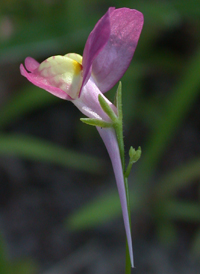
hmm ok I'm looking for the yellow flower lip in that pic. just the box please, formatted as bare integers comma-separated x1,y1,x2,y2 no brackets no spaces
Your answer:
72,59,82,75
37,54,83,99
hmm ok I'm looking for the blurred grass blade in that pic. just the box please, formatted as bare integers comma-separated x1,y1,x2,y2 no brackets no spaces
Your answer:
67,186,142,230
133,0,180,27
0,234,37,274
0,86,59,129
0,25,88,63
67,190,121,230
0,134,105,174
156,220,177,246
155,157,200,197
163,199,200,222
191,229,200,257
12,259,37,274
137,48,200,183
172,0,200,17
0,234,11,273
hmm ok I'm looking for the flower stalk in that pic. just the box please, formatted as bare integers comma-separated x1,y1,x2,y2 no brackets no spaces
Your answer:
114,83,132,272
99,82,142,272
113,83,133,272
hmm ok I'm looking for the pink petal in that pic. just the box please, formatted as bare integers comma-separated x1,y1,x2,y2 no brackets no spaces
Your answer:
25,57,40,72
73,77,117,122
97,127,134,267
81,7,115,94
20,64,72,100
92,8,144,93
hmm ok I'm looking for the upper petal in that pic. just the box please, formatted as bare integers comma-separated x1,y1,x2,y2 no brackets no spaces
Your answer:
81,7,114,94
92,8,144,93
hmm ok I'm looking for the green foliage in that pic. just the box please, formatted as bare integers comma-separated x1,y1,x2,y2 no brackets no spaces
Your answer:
0,234,37,274
0,0,200,270
0,134,105,174
137,47,200,183
0,86,59,128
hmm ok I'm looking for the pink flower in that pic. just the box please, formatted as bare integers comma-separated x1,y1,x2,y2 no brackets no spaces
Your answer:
20,7,143,267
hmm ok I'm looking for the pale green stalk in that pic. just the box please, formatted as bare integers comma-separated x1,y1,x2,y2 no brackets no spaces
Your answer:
114,83,132,273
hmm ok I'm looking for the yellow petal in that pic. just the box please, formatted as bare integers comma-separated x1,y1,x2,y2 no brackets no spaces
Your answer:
38,55,82,99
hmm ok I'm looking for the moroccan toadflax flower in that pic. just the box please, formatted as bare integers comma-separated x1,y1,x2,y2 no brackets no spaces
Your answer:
20,7,143,267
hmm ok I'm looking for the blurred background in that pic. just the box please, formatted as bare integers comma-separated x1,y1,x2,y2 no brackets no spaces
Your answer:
0,0,200,273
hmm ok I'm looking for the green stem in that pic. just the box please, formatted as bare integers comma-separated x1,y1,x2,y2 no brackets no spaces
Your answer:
114,82,125,171
114,121,125,171
125,241,131,274
114,83,132,273
125,161,133,179
98,82,132,272
124,177,132,273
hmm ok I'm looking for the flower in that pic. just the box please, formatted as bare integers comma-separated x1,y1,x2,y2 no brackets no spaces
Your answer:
20,7,143,267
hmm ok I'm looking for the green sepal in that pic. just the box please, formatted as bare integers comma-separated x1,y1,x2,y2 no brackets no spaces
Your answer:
98,94,118,123
80,118,113,128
